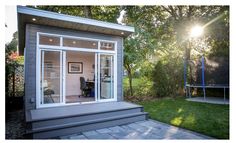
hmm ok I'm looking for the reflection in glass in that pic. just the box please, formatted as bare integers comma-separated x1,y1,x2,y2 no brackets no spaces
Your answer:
100,55,114,99
63,38,98,49
100,42,115,51
39,35,60,46
40,51,61,104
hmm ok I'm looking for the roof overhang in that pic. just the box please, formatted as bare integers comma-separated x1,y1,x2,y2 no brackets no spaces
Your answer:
17,6,134,55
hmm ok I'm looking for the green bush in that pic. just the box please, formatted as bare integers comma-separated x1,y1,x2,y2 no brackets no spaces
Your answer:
152,58,184,97
123,77,155,98
139,61,154,79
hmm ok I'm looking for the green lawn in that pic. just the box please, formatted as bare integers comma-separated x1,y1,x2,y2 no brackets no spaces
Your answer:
139,97,229,139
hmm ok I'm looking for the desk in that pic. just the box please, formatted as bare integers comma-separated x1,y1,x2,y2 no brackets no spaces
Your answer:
86,81,94,88
86,81,95,97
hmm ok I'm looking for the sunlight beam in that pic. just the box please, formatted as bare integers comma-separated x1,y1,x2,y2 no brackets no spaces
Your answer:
202,13,225,28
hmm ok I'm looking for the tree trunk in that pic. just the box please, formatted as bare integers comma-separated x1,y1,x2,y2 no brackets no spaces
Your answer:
127,69,133,96
83,6,92,18
5,65,9,97
185,41,191,83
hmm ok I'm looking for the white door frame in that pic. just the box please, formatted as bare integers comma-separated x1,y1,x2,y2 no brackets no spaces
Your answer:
97,53,117,102
37,49,65,108
36,32,117,108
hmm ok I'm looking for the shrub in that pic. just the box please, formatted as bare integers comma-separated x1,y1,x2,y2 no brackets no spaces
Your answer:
139,61,154,79
123,77,155,99
152,58,184,97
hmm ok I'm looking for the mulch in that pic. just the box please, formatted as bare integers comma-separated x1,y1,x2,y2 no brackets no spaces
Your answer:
6,109,26,139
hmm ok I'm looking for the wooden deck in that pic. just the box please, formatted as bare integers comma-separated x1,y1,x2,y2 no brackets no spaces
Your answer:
25,101,148,139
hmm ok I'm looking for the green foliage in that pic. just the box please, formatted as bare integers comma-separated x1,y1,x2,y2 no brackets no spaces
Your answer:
28,6,229,98
139,61,154,79
123,6,164,96
6,32,24,98
32,6,121,23
5,32,24,65
152,57,184,97
122,6,228,98
6,32,18,60
123,36,144,71
123,77,154,98
152,61,169,97
139,97,229,139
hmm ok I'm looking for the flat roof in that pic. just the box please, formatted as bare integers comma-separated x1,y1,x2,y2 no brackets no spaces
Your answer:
17,6,134,55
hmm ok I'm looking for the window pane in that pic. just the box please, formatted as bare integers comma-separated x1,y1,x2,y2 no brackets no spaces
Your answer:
100,42,115,51
63,38,98,49
40,51,61,104
100,55,114,99
39,35,60,46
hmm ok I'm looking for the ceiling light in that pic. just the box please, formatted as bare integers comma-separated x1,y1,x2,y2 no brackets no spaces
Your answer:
92,43,96,46
121,32,124,35
72,41,76,44
49,39,53,42
32,18,36,21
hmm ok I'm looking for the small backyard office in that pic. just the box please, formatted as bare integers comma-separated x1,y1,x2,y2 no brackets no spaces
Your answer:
5,5,230,140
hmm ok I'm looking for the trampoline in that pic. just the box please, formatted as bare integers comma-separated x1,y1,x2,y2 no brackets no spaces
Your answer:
184,56,229,104
186,84,229,104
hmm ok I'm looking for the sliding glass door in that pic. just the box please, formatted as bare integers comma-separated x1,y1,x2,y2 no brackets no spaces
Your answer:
37,33,118,108
98,54,115,101
40,50,63,106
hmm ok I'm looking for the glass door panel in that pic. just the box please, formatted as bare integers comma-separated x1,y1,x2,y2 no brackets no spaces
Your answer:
99,54,114,100
40,50,62,105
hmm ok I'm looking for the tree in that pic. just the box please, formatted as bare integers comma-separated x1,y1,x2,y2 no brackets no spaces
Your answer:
30,6,229,97
6,32,24,98
160,6,229,85
122,6,165,96
123,36,143,96
6,32,18,63
122,6,229,97
31,6,121,23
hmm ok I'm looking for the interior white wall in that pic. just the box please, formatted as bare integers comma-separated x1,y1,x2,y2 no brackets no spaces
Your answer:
66,51,95,96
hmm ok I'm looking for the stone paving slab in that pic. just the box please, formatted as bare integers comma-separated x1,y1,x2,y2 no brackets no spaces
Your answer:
60,119,213,140
69,135,87,139
82,130,115,139
96,128,112,134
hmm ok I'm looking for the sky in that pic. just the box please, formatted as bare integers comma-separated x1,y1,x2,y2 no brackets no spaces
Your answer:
5,5,17,43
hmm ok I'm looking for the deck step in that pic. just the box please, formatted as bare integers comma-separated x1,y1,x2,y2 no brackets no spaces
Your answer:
30,112,148,139
32,107,143,129
25,102,149,139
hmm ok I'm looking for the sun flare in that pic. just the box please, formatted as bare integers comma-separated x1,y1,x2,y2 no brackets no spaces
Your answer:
190,25,204,38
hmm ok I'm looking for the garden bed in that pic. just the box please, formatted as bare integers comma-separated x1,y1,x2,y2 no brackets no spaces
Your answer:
6,110,26,139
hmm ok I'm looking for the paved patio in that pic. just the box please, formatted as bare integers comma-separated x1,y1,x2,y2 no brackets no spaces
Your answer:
60,119,213,140
186,97,229,105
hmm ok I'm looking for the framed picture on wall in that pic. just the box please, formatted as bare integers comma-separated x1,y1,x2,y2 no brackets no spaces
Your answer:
68,62,83,74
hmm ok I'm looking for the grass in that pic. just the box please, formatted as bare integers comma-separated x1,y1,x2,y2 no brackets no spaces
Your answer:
139,97,229,139
123,77,229,138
